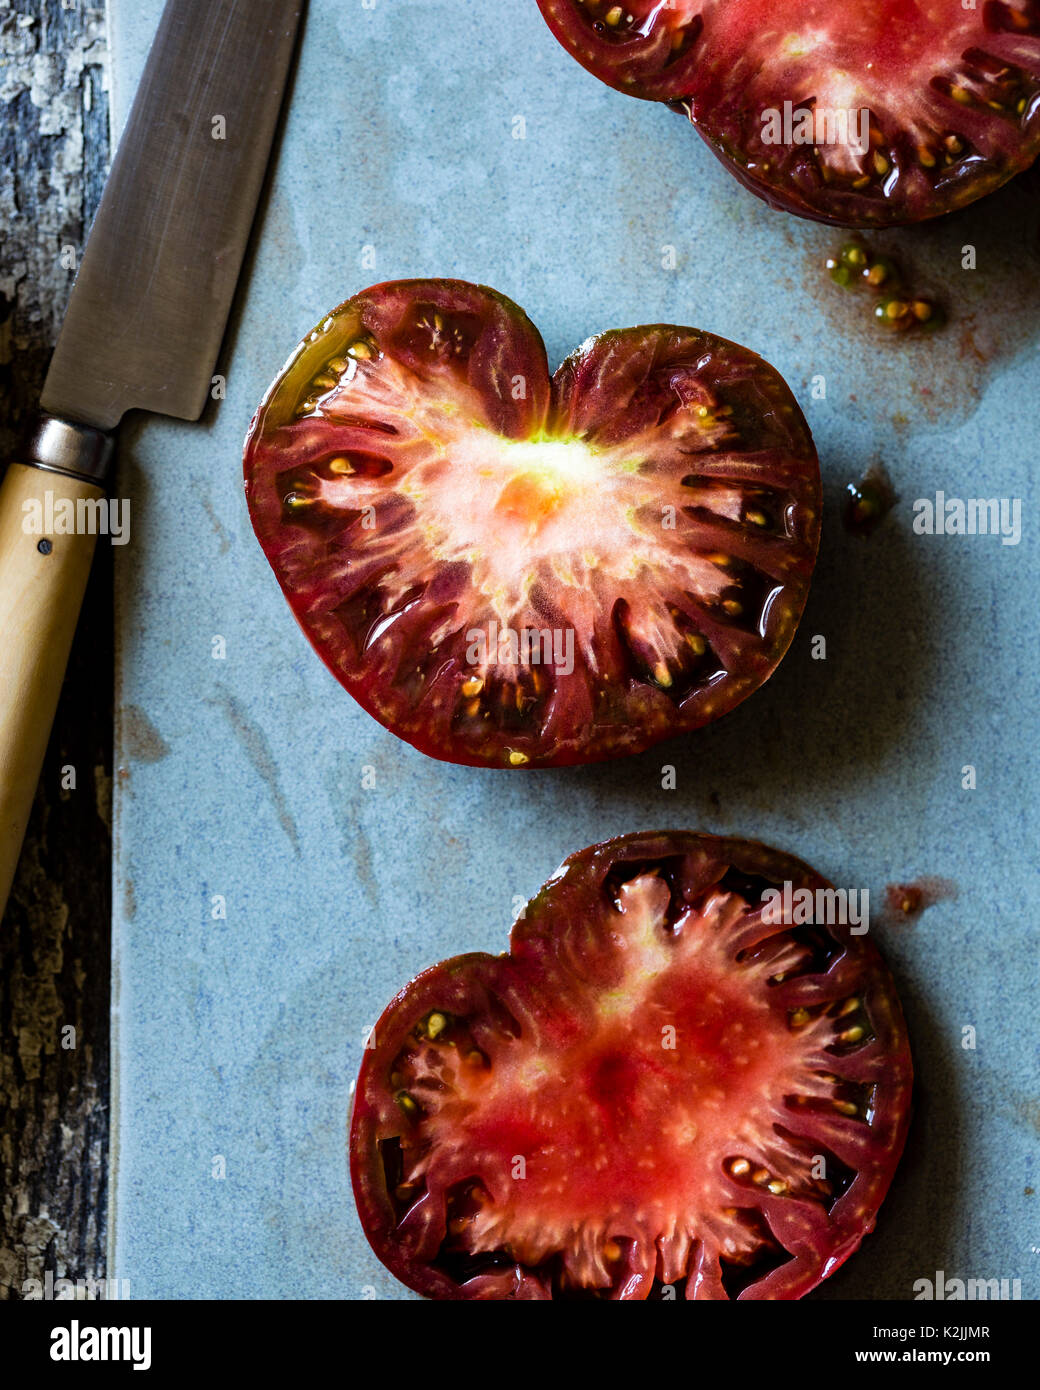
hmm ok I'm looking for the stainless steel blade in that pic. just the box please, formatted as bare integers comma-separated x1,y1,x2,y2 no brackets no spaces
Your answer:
41,0,304,431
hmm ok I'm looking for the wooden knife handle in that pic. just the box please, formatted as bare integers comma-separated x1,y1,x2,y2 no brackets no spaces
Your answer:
0,460,105,913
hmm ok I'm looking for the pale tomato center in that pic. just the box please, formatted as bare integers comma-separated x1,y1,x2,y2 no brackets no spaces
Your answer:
313,352,739,643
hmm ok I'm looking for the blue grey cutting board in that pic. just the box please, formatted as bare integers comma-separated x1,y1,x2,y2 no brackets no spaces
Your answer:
108,0,1039,1299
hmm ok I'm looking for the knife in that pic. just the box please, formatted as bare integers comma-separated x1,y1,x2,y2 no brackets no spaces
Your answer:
0,0,305,912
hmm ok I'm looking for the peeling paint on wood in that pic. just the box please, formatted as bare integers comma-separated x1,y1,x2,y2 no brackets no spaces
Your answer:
0,0,111,1300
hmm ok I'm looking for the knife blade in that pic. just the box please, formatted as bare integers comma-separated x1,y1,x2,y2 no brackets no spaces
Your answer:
43,0,304,429
0,0,305,913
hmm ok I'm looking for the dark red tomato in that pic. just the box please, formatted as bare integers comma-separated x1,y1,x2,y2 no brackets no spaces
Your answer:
537,0,1040,226
350,832,913,1300
243,281,819,768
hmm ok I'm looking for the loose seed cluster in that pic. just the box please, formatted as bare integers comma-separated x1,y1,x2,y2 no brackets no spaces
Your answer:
885,882,926,916
843,464,897,538
827,242,946,335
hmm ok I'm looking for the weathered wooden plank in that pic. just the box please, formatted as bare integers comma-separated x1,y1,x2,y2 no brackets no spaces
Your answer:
0,0,111,1299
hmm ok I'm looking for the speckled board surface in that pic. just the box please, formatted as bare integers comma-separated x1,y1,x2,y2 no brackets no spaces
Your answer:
108,0,1040,1299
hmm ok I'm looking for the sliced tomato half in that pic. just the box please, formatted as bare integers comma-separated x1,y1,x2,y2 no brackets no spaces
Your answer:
244,281,819,768
537,0,1040,226
350,832,913,1300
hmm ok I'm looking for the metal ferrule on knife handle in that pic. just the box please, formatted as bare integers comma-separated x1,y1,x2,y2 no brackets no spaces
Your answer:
24,415,115,486
0,419,114,908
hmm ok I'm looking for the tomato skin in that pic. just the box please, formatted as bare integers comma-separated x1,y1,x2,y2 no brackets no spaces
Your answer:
350,832,913,1301
538,0,708,103
244,282,820,769
688,121,1023,229
537,0,1040,227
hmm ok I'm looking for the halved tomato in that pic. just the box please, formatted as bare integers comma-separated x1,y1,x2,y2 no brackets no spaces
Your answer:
537,0,1040,226
350,832,913,1300
243,281,819,768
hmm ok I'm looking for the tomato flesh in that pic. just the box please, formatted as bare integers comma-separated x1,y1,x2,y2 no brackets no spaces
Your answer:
538,0,1040,225
244,281,819,768
350,833,913,1300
